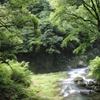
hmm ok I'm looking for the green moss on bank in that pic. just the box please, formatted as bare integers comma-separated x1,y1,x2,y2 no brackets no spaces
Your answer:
31,72,67,100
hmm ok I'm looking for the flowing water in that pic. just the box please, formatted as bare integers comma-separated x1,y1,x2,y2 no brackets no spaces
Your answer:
60,67,100,100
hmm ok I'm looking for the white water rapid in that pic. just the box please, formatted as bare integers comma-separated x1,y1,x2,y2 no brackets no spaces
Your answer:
60,67,95,100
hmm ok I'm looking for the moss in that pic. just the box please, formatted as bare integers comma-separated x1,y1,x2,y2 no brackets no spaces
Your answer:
31,72,67,100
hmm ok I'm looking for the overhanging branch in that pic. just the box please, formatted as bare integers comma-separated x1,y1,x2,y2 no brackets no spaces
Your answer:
0,20,13,32
82,0,97,20
66,11,97,27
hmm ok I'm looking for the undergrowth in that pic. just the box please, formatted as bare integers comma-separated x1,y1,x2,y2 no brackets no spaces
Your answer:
0,60,47,100
0,60,66,100
31,72,67,100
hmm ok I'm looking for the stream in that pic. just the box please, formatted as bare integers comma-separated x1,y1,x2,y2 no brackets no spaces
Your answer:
59,67,100,100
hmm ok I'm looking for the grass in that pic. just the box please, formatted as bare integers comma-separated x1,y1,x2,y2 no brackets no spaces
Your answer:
30,72,67,100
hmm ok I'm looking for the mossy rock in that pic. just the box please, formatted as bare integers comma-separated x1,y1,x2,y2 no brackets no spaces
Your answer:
97,81,100,86
94,86,100,92
88,81,94,86
73,76,83,82
77,81,86,87
77,61,85,68
86,85,94,89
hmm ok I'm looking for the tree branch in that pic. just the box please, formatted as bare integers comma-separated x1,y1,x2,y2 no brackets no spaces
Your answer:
82,0,97,20
96,0,100,12
91,0,100,20
66,11,97,27
75,21,96,33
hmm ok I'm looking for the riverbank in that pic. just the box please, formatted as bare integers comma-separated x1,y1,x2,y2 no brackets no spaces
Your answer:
31,72,67,100
60,67,100,100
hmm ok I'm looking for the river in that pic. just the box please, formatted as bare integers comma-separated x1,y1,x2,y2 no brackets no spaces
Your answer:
59,67,100,100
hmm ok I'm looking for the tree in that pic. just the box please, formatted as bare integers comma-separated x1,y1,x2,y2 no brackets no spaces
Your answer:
0,0,40,60
81,0,100,32
50,0,100,54
0,1,45,99
88,56,100,80
29,0,65,54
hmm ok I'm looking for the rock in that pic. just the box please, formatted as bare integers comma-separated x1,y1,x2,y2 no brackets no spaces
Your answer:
85,81,94,89
77,81,86,86
67,66,72,70
97,81,100,86
86,85,94,89
94,86,100,92
88,81,94,86
80,90,94,95
85,68,90,74
93,81,98,86
77,61,85,68
73,76,83,82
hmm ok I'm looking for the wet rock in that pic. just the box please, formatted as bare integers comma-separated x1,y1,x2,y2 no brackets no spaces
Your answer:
97,81,100,86
94,81,98,86
77,81,86,86
67,66,72,70
94,86,100,92
80,90,94,95
86,85,94,89
73,76,83,82
85,68,90,74
86,81,94,89
88,81,94,86
77,61,85,68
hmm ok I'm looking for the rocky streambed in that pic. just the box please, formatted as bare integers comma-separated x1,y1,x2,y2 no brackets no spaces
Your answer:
58,67,100,100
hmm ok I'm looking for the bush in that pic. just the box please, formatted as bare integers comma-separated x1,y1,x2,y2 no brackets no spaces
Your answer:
88,56,100,80
0,60,44,100
8,60,32,86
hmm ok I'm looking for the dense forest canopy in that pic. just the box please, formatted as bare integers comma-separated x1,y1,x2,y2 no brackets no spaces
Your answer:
0,0,100,100
50,0,100,53
0,0,100,56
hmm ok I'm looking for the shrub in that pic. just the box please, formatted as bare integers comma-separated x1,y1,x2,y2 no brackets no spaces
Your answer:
0,60,43,100
88,56,100,80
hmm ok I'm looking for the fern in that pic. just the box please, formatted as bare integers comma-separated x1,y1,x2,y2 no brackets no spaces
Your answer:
73,43,92,54
88,56,100,80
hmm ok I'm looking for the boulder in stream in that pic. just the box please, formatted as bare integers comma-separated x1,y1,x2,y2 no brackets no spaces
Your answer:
94,86,100,92
77,81,86,86
80,90,95,95
86,85,94,90
97,81,100,86
73,76,83,82
94,81,98,86
77,61,85,68
88,81,94,86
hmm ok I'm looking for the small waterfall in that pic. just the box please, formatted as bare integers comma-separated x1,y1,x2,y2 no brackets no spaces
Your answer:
60,67,96,100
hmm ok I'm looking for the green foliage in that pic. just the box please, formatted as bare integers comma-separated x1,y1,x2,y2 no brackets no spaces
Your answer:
0,1,41,54
40,27,63,54
12,8,39,29
50,0,100,54
12,7,41,53
0,5,22,59
0,60,32,86
29,0,65,54
88,56,100,80
11,0,38,8
0,60,46,100
8,60,32,86
32,72,66,100
73,43,91,54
